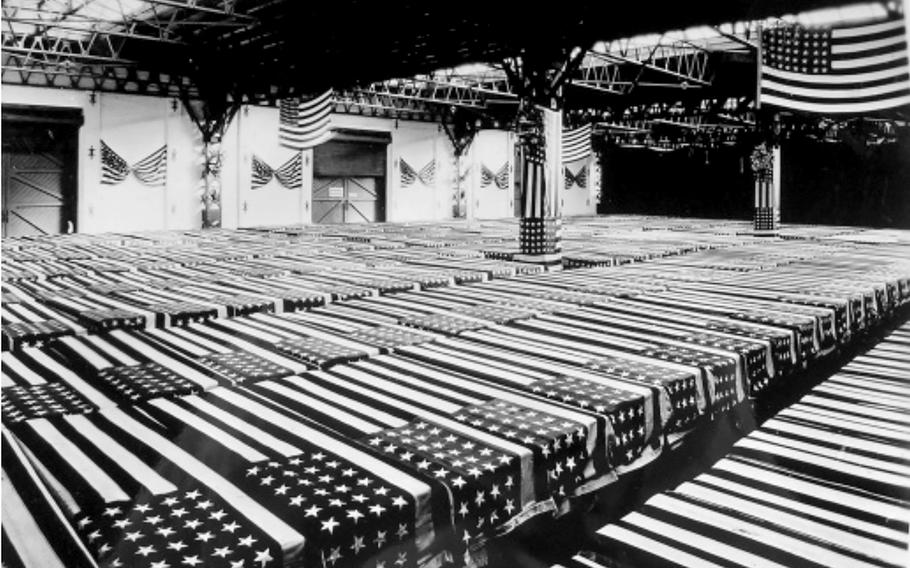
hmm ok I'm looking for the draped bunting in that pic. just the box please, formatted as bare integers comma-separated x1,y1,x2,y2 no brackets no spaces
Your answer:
100,141,167,186
400,158,437,187
251,154,303,190
481,163,510,190
564,165,588,189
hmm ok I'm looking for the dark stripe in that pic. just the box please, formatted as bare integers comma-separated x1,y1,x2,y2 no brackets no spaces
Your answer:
764,68,910,90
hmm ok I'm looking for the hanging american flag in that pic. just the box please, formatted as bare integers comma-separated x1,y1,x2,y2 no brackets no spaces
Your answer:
564,165,588,189
273,153,303,189
760,13,910,114
100,141,131,185
132,146,168,186
521,136,547,218
251,155,274,190
561,124,592,163
279,90,334,150
417,160,436,186
101,141,167,186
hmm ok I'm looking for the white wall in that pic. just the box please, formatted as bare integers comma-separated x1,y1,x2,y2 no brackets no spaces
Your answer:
469,130,514,220
560,155,598,216
2,86,521,231
2,86,203,233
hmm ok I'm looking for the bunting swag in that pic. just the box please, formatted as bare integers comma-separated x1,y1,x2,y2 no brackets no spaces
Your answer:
400,159,437,187
100,141,167,186
480,164,510,190
561,125,592,163
279,90,334,150
564,165,588,190
251,154,303,190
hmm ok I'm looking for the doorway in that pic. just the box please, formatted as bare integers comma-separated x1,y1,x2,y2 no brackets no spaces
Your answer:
312,134,389,224
2,106,81,237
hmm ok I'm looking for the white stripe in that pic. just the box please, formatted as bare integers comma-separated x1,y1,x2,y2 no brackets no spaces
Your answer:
763,418,910,460
84,335,141,367
832,49,909,69
762,91,910,113
168,326,232,354
257,379,390,433
832,33,906,54
145,328,211,357
66,414,178,496
3,354,49,385
28,418,130,503
108,330,219,390
148,398,271,462
738,435,910,486
101,406,306,559
815,383,910,408
782,406,910,442
677,481,905,564
801,394,910,425
762,76,909,99
332,364,469,414
1,472,81,568
614,512,777,568
831,18,905,39
762,63,909,84
696,473,907,544
183,394,301,458
648,493,883,568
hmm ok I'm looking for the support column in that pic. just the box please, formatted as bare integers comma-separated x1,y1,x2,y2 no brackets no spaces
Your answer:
750,142,780,235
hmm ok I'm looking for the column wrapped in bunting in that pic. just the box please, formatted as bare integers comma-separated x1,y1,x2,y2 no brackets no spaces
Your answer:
750,142,780,235
517,106,562,260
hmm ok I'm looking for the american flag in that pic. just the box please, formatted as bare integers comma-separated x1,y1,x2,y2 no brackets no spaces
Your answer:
480,163,510,190
399,159,418,186
273,154,303,189
760,14,910,114
521,135,547,218
564,165,588,189
101,141,167,186
250,155,274,190
561,124,592,163
132,146,168,186
100,141,131,185
279,90,334,150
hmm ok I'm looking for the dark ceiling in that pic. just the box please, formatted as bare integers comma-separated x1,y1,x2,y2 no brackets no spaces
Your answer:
121,0,853,99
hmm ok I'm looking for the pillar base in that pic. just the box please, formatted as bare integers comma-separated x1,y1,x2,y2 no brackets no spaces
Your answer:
753,207,779,234
519,217,562,255
511,253,564,270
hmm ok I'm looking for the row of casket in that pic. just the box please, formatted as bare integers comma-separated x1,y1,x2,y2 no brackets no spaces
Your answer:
0,220,760,350
3,217,906,351
2,226,909,567
559,322,910,568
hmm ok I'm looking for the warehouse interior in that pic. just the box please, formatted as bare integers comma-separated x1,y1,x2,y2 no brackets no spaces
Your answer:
2,1,909,568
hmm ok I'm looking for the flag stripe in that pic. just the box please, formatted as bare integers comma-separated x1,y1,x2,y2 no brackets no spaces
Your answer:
562,124,592,163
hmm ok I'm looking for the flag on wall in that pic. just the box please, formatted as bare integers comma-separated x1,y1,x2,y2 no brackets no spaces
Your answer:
279,90,334,150
251,154,302,190
564,165,588,189
561,124,592,163
481,163,510,190
100,141,167,186
760,14,910,114
399,158,436,186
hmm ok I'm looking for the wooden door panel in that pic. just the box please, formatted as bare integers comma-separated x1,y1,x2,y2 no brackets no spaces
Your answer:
2,124,74,237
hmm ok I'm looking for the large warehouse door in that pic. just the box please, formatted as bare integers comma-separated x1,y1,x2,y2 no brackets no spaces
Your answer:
1,107,81,237
313,134,388,224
